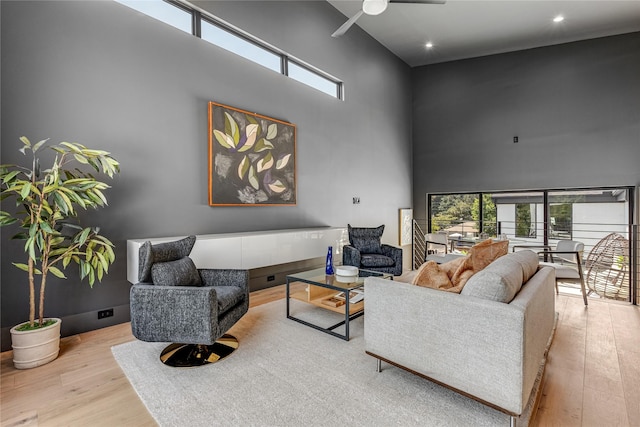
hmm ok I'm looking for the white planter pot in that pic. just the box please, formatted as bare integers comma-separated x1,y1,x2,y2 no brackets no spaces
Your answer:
10,318,61,369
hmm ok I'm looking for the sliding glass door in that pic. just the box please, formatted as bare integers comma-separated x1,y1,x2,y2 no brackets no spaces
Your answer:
427,187,636,303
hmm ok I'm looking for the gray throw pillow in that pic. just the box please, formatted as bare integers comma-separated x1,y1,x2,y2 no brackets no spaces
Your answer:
461,254,526,303
348,224,384,254
138,235,197,282
509,249,539,283
150,256,202,287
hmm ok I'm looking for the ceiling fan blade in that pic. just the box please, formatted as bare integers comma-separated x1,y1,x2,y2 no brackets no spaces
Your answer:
389,0,446,4
331,10,364,38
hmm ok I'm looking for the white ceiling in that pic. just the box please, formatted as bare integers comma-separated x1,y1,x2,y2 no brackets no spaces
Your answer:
327,0,640,67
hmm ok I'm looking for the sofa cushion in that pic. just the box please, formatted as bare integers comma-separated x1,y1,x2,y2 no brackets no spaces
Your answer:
510,250,540,283
361,254,395,268
348,224,384,254
138,235,197,282
461,251,537,303
150,256,202,287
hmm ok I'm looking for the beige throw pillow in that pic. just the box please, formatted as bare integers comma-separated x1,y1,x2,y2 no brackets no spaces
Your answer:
412,260,454,290
412,255,471,293
411,239,509,294
470,239,509,271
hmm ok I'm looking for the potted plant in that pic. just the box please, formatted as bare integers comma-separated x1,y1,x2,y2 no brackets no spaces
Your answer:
0,136,120,369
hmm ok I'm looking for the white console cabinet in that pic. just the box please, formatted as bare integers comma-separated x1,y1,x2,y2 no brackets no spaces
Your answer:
127,227,348,284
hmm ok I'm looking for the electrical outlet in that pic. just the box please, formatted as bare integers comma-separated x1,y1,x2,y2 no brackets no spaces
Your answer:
353,197,360,204
98,308,114,319
513,136,519,143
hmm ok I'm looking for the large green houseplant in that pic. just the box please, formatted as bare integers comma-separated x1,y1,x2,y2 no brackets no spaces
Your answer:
0,137,120,368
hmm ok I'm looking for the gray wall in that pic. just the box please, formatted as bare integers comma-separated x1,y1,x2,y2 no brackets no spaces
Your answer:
0,1,413,350
412,32,640,222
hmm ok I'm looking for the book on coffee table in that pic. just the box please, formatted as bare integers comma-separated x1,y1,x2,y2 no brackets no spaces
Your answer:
321,296,345,307
335,288,364,304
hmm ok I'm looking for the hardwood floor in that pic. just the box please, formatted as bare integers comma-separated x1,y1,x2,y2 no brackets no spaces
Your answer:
1,287,638,426
534,295,640,427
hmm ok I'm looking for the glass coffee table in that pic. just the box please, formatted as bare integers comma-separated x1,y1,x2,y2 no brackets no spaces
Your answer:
286,267,392,341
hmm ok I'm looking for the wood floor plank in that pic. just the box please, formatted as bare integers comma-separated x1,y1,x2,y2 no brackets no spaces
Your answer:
580,299,630,426
559,294,589,330
250,285,286,307
583,301,626,398
533,296,586,426
2,370,63,408
535,366,584,426
582,385,630,427
0,320,153,426
554,294,568,323
1,410,38,427
616,348,640,425
39,376,155,426
1,285,638,426
609,303,640,424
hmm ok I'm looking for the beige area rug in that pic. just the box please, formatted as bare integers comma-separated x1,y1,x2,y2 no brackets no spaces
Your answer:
112,300,541,426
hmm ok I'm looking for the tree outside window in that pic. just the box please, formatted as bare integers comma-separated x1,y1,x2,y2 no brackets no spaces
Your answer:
515,203,536,238
549,203,572,239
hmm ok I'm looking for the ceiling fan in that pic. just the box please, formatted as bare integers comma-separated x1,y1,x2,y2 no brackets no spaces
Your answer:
332,0,446,38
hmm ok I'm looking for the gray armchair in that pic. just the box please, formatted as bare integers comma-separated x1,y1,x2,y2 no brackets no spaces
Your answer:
342,224,403,276
130,235,249,367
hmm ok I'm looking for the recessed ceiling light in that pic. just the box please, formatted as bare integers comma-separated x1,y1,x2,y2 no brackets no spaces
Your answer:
553,15,564,23
425,42,433,49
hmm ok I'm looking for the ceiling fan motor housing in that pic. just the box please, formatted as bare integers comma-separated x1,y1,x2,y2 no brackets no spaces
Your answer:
332,0,444,38
363,0,389,15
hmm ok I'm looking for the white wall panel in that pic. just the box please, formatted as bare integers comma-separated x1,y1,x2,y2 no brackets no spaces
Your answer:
127,227,346,283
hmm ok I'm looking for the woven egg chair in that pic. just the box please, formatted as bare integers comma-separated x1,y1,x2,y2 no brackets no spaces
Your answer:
584,233,630,301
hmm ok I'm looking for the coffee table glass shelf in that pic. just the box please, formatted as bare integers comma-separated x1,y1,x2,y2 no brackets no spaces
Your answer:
286,267,392,341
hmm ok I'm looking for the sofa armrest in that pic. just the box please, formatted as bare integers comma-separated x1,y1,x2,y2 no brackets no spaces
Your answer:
537,250,582,266
342,245,361,267
381,244,402,264
198,269,249,288
509,265,557,402
130,284,218,344
199,268,250,306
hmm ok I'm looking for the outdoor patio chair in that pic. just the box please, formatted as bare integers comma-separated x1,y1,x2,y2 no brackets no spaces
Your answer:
513,240,587,306
425,232,448,255
584,233,630,301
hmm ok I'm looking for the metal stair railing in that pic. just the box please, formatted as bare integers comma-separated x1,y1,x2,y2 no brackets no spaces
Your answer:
412,219,427,270
633,224,639,305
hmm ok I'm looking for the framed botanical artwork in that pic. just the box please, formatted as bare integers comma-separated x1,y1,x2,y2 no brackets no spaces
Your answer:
208,101,296,206
399,208,413,246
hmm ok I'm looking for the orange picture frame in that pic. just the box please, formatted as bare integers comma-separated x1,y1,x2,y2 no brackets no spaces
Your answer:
208,101,297,206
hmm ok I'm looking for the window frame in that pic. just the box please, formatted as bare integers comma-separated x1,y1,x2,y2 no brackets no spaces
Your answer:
286,59,343,99
114,0,344,100
200,16,283,73
116,0,193,34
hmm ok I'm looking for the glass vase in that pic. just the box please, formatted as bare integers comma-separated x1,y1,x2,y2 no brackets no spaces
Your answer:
325,246,334,275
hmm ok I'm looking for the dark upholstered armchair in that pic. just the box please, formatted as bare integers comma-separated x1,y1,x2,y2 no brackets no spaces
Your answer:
130,235,249,367
342,224,403,276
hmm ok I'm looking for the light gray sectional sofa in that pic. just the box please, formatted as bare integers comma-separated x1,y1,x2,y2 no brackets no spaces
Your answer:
364,250,556,425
